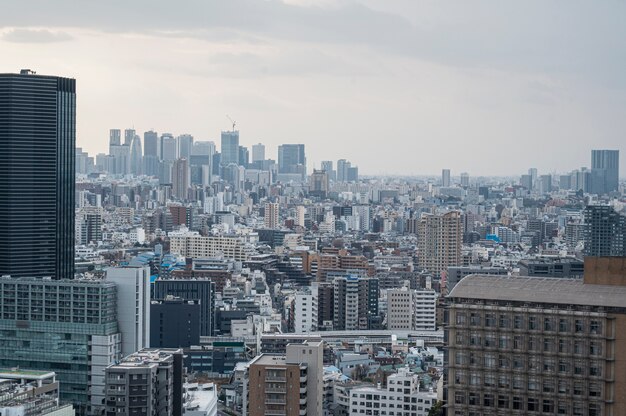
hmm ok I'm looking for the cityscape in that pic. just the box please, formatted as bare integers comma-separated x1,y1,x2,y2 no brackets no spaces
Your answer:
2,2,626,416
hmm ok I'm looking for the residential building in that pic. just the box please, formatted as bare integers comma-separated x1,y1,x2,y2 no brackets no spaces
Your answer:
417,211,462,275
171,158,190,200
169,230,252,261
333,276,378,331
387,288,437,331
583,205,626,257
244,341,323,416
264,202,280,229
348,367,437,416
442,168,451,187
105,348,184,416
0,70,75,279
0,369,74,416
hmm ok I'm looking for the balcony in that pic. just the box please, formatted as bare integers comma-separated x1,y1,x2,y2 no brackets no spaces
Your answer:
265,376,286,382
265,398,286,405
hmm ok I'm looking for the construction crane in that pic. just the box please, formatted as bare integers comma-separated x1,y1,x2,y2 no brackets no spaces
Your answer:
226,115,236,132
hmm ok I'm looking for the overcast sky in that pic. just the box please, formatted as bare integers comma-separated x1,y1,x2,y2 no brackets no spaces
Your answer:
1,0,625,176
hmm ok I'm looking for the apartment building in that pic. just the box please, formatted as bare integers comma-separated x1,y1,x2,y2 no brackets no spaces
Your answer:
417,211,462,275
244,340,323,416
387,288,437,331
169,229,252,261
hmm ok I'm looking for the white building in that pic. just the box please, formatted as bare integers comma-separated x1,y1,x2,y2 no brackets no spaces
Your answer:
106,266,151,357
169,228,252,261
387,288,437,331
348,367,437,416
294,291,318,333
263,202,279,229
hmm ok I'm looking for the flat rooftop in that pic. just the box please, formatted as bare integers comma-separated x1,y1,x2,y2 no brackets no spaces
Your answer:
0,368,55,380
448,275,626,308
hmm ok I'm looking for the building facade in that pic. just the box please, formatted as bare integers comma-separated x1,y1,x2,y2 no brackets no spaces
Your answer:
0,70,75,279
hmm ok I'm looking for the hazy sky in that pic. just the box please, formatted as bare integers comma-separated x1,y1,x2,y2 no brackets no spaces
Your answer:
1,0,625,176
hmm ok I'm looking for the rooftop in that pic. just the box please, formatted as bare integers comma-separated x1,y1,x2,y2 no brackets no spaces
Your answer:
448,275,626,308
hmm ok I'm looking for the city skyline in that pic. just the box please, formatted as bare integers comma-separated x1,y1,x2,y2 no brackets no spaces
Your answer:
2,0,625,175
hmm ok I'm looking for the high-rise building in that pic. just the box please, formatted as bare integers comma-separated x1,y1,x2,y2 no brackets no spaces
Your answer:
583,205,626,257
252,143,265,162
0,70,75,279
76,207,103,245
333,276,379,331
591,149,620,194
161,133,177,161
238,145,249,168
109,129,121,153
442,168,451,187
460,172,470,187
346,166,359,182
152,278,216,336
107,266,151,358
309,169,329,198
0,276,121,412
387,287,437,331
130,134,142,175
171,158,190,200
192,140,216,157
244,341,323,416
321,160,335,181
278,144,306,176
336,159,351,182
150,297,200,348
264,202,280,229
417,211,462,275
445,270,626,416
144,130,159,157
177,134,193,159
220,130,239,165
123,128,135,146
105,348,184,416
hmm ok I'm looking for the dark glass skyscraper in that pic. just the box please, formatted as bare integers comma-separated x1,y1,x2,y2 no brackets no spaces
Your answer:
0,70,76,279
583,205,626,257
591,149,619,194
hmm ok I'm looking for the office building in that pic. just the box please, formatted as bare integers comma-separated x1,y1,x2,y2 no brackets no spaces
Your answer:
251,143,265,162
445,269,626,416
130,134,142,175
171,158,190,200
320,160,335,181
387,288,437,331
336,159,350,182
76,207,103,245
442,168,451,187
123,128,135,146
293,290,318,333
107,266,151,358
192,140,216,157
0,276,121,413
348,368,437,416
0,70,75,280
150,297,200,348
278,144,306,176
238,145,249,168
0,369,74,416
460,172,470,187
144,130,159,158
346,166,359,182
591,149,619,194
105,348,184,416
583,205,626,257
518,257,584,278
152,279,216,337
109,129,121,152
417,211,462,275
309,169,329,199
245,341,323,416
220,130,239,165
177,134,193,159
161,134,177,162
264,202,280,229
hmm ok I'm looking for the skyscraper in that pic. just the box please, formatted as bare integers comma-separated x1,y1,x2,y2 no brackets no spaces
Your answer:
278,144,306,176
336,159,350,182
143,130,160,176
171,158,190,200
177,134,193,159
161,133,177,161
252,143,265,162
129,134,142,175
321,160,335,181
0,70,75,279
417,211,462,275
109,129,121,153
123,128,135,146
221,130,239,165
442,168,451,187
591,149,619,194
583,205,626,257
309,169,329,198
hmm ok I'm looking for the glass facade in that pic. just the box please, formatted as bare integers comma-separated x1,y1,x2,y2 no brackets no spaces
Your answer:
0,72,76,279
0,277,118,411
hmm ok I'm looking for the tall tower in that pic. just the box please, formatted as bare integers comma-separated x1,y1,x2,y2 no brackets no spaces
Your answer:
171,158,190,201
417,211,462,275
442,168,451,187
591,149,619,194
0,70,76,279
264,202,279,229
220,130,239,165
252,143,265,162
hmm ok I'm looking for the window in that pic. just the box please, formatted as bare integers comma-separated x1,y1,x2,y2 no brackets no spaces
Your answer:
528,398,538,412
499,314,509,328
455,312,466,325
512,397,523,410
497,395,509,409
575,319,584,333
454,392,465,405
559,318,568,332
589,341,601,356
543,400,555,413
485,314,496,327
514,315,523,329
468,393,478,406
544,318,553,331
590,320,601,334
528,316,537,330
470,313,481,326
483,394,494,407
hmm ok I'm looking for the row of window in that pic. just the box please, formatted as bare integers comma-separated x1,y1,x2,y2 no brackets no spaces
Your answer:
452,393,601,415
455,333,604,356
452,371,604,394
455,312,603,335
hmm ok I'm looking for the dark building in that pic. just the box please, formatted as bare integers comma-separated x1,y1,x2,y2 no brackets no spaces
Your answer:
185,340,249,374
583,205,626,257
215,309,249,335
150,298,200,348
277,144,306,175
152,279,216,336
0,70,75,279
518,257,584,278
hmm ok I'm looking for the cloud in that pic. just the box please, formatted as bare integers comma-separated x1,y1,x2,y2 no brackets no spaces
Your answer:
2,28,72,43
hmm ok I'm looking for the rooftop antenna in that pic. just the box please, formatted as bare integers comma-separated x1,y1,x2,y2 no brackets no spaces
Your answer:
226,115,236,132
